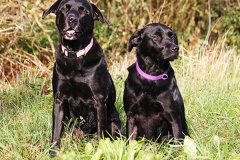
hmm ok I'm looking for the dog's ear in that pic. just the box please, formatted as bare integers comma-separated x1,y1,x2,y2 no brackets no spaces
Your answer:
42,0,62,19
90,3,110,26
128,29,143,52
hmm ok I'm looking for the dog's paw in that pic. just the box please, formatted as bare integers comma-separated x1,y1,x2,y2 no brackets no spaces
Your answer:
49,149,58,158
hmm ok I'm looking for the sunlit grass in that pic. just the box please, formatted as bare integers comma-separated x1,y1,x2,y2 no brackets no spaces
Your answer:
1,37,239,159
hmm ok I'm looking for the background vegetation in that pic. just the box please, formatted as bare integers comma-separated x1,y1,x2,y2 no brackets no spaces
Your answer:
0,0,239,159
0,0,239,81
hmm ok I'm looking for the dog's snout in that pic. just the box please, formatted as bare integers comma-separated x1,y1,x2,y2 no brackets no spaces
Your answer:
172,46,179,52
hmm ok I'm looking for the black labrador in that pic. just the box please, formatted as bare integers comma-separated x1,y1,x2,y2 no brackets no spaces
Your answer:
124,23,189,143
42,0,123,156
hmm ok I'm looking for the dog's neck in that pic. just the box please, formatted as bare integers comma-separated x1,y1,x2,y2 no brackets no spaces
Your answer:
61,37,93,57
137,54,170,75
136,61,170,80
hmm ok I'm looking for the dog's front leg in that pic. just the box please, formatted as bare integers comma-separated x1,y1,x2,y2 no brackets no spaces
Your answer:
171,115,185,141
95,101,107,139
50,98,65,157
126,116,138,140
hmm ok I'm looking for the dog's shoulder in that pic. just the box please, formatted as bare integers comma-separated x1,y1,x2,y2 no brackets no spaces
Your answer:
125,63,142,88
127,63,136,72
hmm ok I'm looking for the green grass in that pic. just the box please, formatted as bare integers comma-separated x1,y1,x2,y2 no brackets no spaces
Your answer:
1,40,240,159
0,79,52,159
1,0,239,159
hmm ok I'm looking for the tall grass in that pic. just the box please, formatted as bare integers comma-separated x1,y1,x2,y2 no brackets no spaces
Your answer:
180,39,240,159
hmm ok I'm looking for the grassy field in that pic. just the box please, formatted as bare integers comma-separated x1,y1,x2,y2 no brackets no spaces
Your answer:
0,0,240,159
1,36,240,159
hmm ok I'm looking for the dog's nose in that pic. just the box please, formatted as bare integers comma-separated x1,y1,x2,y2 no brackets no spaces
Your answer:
68,15,77,23
171,46,179,52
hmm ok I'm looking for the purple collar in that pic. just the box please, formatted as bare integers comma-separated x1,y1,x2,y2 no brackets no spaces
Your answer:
136,61,171,81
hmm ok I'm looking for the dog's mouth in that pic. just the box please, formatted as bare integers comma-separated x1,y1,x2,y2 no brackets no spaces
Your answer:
166,53,179,61
63,29,80,40
161,51,179,61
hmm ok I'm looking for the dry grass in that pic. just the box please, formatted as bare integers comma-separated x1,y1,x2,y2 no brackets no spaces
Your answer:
1,0,239,85
178,37,240,81
0,0,54,84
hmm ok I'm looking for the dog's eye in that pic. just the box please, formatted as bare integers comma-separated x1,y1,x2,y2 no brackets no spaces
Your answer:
62,7,69,12
153,35,160,41
62,4,70,12
78,7,87,15
81,10,86,15
168,32,176,40
171,35,175,40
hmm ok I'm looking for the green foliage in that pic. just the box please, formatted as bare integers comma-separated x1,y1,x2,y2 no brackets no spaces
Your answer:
93,0,240,55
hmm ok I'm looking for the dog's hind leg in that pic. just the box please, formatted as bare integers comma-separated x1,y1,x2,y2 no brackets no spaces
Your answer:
107,111,123,139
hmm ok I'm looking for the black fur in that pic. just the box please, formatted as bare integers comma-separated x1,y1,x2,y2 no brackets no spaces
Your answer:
42,0,123,157
124,23,189,142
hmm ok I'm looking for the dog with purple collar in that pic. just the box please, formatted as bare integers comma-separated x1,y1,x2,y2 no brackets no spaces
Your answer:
123,23,189,143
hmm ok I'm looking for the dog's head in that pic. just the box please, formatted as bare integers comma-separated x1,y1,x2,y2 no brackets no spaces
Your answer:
42,0,110,41
128,23,179,61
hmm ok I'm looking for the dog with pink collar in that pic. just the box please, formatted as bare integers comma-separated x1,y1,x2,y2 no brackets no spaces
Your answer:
42,0,123,157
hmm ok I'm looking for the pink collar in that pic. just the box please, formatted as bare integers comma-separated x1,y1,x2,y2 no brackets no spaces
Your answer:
61,38,93,57
136,61,170,81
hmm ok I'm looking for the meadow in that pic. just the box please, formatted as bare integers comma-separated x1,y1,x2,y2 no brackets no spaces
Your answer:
0,0,240,159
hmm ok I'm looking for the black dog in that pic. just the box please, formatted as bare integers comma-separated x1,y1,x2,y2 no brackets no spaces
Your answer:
124,23,189,143
42,0,123,156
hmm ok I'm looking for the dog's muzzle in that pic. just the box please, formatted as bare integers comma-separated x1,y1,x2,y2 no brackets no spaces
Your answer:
62,29,80,40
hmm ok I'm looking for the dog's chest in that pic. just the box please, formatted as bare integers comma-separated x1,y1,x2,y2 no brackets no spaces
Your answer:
131,95,168,131
66,80,97,131
67,79,94,105
133,93,163,115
